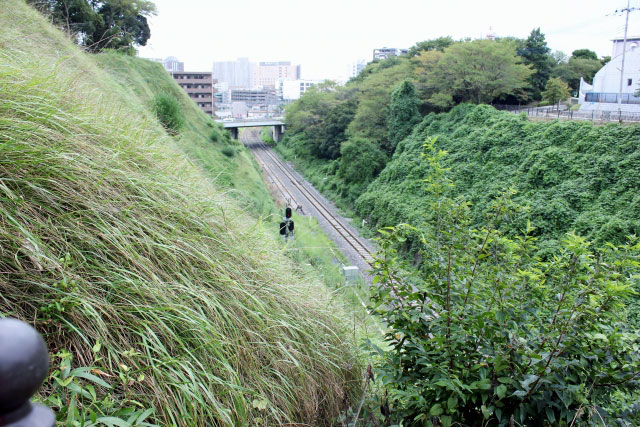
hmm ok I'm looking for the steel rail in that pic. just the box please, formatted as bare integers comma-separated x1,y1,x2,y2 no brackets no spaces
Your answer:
253,141,374,265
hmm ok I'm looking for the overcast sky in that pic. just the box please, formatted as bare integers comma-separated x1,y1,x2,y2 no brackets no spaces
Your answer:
138,0,640,81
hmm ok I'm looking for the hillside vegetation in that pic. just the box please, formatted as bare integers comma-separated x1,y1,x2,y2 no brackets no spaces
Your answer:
276,40,640,423
357,104,640,250
0,2,360,425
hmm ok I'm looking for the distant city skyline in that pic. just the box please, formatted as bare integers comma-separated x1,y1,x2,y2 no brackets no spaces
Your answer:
138,0,640,81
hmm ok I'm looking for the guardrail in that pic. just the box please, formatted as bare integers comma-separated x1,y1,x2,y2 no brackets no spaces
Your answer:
0,318,55,427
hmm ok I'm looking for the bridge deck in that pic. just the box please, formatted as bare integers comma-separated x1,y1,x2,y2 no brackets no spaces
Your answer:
218,119,284,128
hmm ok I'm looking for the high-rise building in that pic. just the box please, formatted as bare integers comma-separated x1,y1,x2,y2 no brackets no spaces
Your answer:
163,56,184,73
171,71,216,116
212,58,255,88
230,88,278,106
252,61,300,88
349,60,367,78
373,48,408,61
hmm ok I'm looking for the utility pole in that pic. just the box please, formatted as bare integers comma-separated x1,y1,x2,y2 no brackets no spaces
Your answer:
614,0,638,115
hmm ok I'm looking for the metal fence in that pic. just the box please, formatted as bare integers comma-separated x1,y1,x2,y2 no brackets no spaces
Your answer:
491,104,640,123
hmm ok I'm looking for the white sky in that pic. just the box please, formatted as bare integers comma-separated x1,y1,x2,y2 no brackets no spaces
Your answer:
138,0,640,81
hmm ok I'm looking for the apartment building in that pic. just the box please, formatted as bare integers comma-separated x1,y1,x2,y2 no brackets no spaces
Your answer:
373,47,408,61
172,71,216,116
230,88,279,106
252,61,300,88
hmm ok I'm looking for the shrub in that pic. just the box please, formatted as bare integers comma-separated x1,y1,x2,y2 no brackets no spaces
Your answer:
338,136,387,185
222,146,235,157
209,129,221,143
369,138,640,426
152,93,185,133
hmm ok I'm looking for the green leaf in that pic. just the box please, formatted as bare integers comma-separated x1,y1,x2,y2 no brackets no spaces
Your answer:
135,408,155,424
429,403,444,416
481,405,493,419
447,395,458,410
55,376,74,387
496,384,507,399
72,371,112,389
545,407,556,423
95,417,132,427
520,374,538,390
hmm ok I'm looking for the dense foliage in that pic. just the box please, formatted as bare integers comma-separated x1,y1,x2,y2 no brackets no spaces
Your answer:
387,80,422,152
517,28,553,101
542,77,571,109
28,0,156,52
355,104,640,250
419,39,533,108
369,140,640,425
152,93,185,133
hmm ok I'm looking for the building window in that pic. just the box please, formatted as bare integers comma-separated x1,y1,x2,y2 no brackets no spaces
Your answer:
628,79,633,86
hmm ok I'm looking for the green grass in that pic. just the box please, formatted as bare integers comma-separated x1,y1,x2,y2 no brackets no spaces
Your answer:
0,2,362,425
92,51,275,218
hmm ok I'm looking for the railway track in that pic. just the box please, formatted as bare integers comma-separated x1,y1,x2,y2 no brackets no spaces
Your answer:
243,135,375,266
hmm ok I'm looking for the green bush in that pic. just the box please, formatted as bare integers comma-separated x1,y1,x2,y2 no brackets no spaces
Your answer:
221,146,235,157
209,129,220,143
338,136,387,185
152,93,185,133
369,139,640,426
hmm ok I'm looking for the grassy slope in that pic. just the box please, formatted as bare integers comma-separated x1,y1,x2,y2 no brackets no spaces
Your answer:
0,2,360,425
93,52,275,217
355,104,640,248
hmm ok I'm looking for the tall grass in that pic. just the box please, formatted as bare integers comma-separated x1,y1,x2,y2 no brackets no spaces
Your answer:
0,2,361,425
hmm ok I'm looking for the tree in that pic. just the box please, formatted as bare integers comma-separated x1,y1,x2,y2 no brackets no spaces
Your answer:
338,137,387,185
517,28,553,101
347,58,413,154
407,36,454,57
29,0,156,52
551,50,569,65
284,84,356,160
387,80,421,152
542,77,571,110
552,56,603,92
423,39,533,106
571,48,598,60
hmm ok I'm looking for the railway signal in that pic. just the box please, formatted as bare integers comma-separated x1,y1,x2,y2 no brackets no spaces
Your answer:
280,206,294,239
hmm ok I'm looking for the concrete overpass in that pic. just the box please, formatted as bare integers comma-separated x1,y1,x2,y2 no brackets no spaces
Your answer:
217,118,286,142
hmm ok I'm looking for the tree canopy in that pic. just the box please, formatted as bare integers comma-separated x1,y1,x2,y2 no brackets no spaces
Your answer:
407,36,454,57
571,48,598,60
387,80,421,151
517,28,553,100
423,39,533,106
29,0,156,52
542,77,571,109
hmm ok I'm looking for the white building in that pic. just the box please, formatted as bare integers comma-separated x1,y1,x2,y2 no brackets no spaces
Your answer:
252,61,300,88
162,56,184,73
213,58,255,89
231,101,249,118
579,37,640,113
349,60,367,78
282,80,320,100
373,47,408,61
